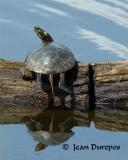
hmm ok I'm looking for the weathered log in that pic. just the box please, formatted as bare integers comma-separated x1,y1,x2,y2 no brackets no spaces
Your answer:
0,59,128,133
1,59,128,112
94,61,128,110
0,59,89,111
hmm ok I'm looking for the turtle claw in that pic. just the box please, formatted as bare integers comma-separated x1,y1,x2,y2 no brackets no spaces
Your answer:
20,67,34,80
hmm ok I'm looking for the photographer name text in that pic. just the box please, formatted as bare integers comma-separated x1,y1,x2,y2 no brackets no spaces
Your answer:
62,143,120,152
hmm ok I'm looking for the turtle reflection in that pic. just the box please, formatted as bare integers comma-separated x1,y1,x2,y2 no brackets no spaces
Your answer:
23,110,78,151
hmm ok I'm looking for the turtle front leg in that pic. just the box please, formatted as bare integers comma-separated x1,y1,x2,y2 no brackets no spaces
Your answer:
20,66,34,80
30,73,42,93
59,73,72,94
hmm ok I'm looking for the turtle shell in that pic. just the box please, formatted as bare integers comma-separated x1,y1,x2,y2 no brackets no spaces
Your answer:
29,130,74,145
25,42,76,74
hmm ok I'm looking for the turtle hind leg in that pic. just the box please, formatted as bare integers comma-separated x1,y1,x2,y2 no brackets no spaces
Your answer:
59,73,72,94
30,73,42,94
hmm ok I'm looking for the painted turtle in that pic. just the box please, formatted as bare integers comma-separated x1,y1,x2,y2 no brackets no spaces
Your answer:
25,26,76,94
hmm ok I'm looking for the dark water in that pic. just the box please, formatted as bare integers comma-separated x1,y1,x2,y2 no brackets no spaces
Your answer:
0,0,128,159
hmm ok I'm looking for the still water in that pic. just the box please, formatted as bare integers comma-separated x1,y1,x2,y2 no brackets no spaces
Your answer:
0,0,128,159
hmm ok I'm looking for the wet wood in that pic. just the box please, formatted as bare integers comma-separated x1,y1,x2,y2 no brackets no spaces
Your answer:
0,59,89,111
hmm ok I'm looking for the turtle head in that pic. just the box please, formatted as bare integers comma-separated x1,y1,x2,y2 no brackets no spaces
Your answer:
34,26,46,40
35,143,47,151
34,26,53,43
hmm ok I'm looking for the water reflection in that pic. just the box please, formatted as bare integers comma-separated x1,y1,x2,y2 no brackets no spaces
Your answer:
0,105,127,153
22,110,76,151
95,107,128,132
15,106,128,151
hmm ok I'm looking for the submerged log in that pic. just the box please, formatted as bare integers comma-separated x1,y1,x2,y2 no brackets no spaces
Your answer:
0,59,89,111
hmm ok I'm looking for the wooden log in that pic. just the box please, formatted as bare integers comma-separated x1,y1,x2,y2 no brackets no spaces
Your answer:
1,59,128,133
0,59,89,111
1,59,128,112
94,61,128,110
89,61,128,132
